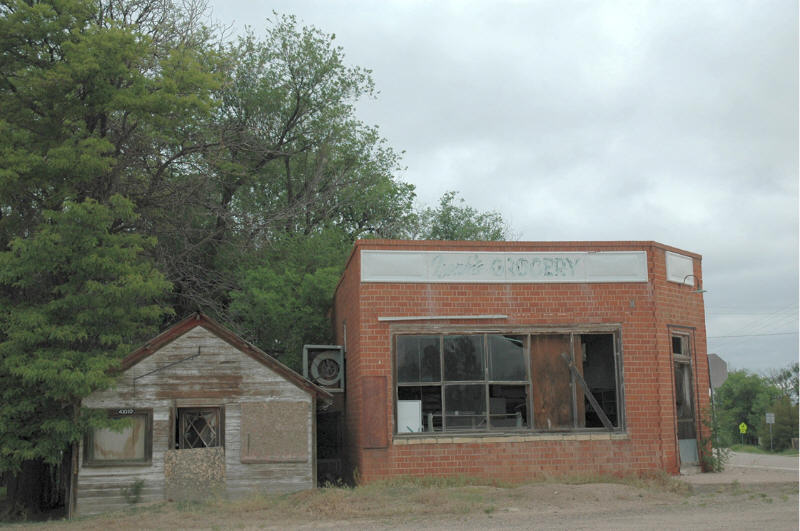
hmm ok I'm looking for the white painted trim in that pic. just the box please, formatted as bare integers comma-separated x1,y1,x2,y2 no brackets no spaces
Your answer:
392,432,630,445
378,315,508,322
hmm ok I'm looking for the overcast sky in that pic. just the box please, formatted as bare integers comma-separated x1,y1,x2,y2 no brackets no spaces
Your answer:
210,0,799,374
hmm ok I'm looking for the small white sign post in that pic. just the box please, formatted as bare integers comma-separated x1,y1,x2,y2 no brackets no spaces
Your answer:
766,412,775,451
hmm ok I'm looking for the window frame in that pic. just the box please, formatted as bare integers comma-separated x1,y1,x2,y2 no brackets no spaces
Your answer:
393,326,625,436
83,408,153,467
171,406,225,450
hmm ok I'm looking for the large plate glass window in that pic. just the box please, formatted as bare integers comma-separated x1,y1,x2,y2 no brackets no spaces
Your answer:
488,335,528,429
397,335,442,432
396,334,529,433
395,330,622,434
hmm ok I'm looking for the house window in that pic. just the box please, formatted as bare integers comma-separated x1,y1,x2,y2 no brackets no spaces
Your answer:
175,407,223,449
84,409,152,466
395,330,622,434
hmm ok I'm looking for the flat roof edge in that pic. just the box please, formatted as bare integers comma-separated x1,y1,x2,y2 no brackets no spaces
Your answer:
351,240,702,260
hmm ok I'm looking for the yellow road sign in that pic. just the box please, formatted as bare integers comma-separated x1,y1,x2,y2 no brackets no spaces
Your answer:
739,422,747,434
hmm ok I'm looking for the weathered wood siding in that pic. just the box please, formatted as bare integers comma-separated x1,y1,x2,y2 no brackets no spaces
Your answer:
76,326,314,516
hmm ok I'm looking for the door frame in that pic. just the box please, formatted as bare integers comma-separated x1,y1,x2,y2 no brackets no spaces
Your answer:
669,326,700,467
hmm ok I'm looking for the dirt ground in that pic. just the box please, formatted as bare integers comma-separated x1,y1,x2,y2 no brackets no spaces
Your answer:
20,452,800,530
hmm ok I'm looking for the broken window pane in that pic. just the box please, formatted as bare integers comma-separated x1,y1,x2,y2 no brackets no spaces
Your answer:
488,335,526,381
674,362,696,439
443,335,484,381
444,384,486,430
177,408,221,449
489,384,528,428
672,335,689,358
397,335,440,383
398,386,443,432
395,329,623,435
579,334,619,428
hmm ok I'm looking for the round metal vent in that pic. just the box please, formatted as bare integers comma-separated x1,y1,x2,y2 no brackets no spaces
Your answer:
310,350,342,387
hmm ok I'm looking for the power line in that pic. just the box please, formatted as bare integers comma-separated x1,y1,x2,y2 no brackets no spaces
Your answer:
708,331,799,339
707,305,798,338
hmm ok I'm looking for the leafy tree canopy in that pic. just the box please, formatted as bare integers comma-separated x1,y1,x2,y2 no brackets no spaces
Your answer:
766,362,799,404
0,0,219,243
229,227,351,369
0,1,513,490
0,196,172,472
713,368,782,446
414,190,510,241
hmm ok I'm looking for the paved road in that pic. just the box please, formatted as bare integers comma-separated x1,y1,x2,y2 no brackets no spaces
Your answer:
729,451,799,471
684,451,799,486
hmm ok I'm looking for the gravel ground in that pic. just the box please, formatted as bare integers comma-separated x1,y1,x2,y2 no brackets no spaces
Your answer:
26,452,799,530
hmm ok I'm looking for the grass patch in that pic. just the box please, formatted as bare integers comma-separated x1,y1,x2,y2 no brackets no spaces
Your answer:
25,473,697,528
218,478,508,522
170,473,684,524
540,471,690,496
730,444,799,456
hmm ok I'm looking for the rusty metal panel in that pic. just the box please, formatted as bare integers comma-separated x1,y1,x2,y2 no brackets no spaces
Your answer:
362,376,388,448
240,401,309,463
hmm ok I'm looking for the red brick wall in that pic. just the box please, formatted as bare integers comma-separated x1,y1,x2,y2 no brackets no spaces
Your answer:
333,240,709,481
332,248,363,477
650,247,712,472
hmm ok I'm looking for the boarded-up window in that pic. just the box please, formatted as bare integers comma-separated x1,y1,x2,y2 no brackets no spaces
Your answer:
530,334,574,430
84,409,152,466
240,401,309,463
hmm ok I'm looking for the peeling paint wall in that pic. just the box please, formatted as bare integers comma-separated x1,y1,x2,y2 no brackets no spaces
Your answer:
76,326,315,516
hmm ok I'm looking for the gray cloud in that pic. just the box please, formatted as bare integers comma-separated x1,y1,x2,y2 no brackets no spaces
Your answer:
213,0,798,373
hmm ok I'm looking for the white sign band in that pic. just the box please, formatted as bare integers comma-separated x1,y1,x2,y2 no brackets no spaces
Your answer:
361,250,649,284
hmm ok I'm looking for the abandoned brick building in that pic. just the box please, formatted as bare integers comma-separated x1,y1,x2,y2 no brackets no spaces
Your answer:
70,239,710,517
330,240,710,482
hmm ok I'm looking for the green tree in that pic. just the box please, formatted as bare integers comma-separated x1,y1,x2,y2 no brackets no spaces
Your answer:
758,396,798,451
415,191,509,241
228,228,350,370
143,13,416,317
0,0,218,245
766,362,799,404
714,370,782,446
0,196,172,510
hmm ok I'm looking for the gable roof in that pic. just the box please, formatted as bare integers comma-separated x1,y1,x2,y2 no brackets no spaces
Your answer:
121,313,333,400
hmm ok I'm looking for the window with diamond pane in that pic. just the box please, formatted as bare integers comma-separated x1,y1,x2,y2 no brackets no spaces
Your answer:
177,408,222,449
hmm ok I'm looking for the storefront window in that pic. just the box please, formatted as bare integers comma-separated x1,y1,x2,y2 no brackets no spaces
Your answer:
395,330,622,434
